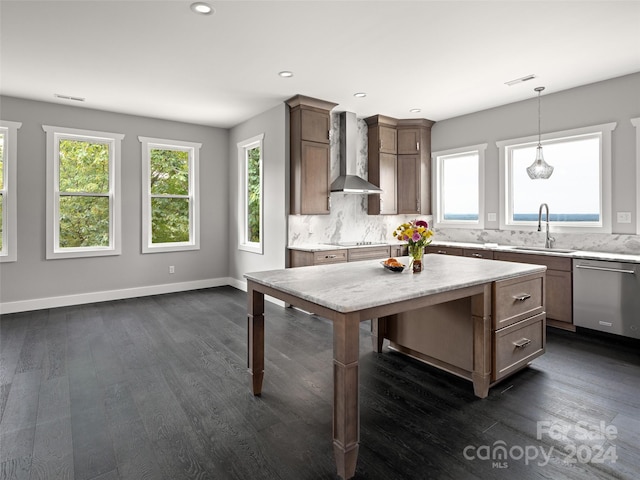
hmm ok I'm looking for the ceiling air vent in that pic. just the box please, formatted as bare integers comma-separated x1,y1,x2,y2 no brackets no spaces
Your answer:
504,74,536,86
54,93,86,102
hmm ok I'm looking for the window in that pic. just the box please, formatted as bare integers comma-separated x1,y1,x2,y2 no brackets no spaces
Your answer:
139,137,201,253
43,125,123,259
237,134,264,254
432,144,486,229
0,120,22,262
498,123,616,233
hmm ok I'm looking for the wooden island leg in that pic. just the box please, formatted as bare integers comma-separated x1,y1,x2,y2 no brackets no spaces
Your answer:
370,316,388,352
333,313,360,480
247,282,265,395
471,285,492,398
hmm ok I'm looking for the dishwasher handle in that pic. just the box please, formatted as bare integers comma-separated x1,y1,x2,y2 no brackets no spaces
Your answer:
575,264,635,275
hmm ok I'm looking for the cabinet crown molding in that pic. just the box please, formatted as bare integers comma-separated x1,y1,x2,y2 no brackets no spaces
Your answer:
286,94,338,111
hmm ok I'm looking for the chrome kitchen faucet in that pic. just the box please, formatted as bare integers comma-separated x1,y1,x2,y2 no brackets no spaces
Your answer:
538,203,555,249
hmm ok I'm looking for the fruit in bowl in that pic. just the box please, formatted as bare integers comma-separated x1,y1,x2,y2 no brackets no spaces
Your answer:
381,257,406,272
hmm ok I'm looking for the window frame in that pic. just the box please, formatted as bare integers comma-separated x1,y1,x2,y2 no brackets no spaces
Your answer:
43,125,124,259
497,122,616,234
139,136,201,254
432,143,486,229
237,133,264,254
0,120,22,263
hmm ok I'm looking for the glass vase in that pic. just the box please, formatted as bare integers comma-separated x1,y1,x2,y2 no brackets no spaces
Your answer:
408,244,425,273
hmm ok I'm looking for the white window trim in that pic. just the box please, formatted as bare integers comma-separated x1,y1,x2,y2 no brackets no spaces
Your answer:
497,122,616,234
0,120,22,262
43,125,124,259
237,133,264,254
139,136,201,254
632,117,640,234
432,143,486,229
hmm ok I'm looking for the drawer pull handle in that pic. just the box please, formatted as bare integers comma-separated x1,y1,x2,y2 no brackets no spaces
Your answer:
325,254,337,259
472,253,483,258
513,338,531,349
513,293,531,302
437,250,447,254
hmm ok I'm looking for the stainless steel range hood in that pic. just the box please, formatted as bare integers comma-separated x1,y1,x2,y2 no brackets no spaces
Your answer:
330,111,382,194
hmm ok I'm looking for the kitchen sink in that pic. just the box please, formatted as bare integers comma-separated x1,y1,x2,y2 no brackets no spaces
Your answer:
510,246,576,254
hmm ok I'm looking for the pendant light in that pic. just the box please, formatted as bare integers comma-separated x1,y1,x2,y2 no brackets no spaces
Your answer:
526,86,554,179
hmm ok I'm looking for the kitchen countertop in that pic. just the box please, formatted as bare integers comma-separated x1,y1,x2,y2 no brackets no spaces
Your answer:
246,254,546,313
288,240,640,264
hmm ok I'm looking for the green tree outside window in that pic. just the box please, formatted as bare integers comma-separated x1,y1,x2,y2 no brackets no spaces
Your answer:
58,139,110,248
247,146,261,243
150,148,190,244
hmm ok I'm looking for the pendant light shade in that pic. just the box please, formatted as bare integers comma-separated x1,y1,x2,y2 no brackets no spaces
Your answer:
526,86,554,179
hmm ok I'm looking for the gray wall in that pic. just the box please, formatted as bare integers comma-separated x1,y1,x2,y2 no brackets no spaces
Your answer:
431,72,640,236
228,103,288,285
0,96,229,309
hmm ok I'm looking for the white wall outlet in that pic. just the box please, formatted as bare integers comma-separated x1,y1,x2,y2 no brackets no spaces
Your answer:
616,212,632,223
169,265,175,274
487,212,497,222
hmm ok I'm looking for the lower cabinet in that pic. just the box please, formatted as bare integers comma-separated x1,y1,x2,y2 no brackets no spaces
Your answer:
494,251,573,330
289,246,391,267
425,245,463,256
384,271,546,392
289,249,347,267
390,245,408,257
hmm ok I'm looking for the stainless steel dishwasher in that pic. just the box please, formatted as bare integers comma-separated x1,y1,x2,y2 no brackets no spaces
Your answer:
573,259,640,339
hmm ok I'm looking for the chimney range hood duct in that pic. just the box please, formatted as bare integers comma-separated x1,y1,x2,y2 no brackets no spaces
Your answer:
330,111,382,194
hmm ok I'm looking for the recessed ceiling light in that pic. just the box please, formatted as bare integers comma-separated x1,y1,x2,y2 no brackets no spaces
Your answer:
190,2,214,15
278,71,293,78
409,108,421,113
54,93,85,102
353,92,367,98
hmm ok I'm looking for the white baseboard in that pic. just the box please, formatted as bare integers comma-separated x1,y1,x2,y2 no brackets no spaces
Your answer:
0,277,240,314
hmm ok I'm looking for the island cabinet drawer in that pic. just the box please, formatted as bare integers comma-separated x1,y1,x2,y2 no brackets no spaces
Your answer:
493,313,545,381
347,246,391,262
493,274,544,329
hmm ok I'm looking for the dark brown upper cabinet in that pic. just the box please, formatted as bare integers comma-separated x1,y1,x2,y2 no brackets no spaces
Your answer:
287,95,338,215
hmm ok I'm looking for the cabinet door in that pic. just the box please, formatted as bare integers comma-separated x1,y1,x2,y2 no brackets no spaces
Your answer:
301,109,330,144
390,245,408,257
397,155,420,214
397,128,421,155
379,126,397,154
546,270,572,323
379,153,397,214
301,141,330,214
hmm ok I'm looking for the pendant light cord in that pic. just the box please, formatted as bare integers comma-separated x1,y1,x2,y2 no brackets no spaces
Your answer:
535,86,545,148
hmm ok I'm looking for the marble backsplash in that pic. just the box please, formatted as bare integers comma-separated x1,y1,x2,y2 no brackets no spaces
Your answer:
434,228,640,255
288,113,640,255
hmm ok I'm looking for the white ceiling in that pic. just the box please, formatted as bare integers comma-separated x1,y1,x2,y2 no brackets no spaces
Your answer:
1,0,639,128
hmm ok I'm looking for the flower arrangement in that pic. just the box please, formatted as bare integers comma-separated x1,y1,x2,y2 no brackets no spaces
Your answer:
393,219,434,272
392,219,434,248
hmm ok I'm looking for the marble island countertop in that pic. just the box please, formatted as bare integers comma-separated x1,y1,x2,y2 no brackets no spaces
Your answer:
246,254,546,313
288,240,640,264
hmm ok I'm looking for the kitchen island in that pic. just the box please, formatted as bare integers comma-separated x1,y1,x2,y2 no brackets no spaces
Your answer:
245,254,546,480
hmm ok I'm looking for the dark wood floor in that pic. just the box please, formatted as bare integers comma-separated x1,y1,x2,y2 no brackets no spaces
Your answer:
1,286,638,480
